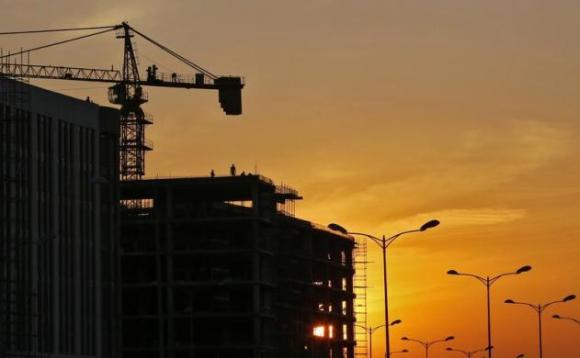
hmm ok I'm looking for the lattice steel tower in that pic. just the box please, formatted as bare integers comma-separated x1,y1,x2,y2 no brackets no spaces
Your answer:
109,23,151,180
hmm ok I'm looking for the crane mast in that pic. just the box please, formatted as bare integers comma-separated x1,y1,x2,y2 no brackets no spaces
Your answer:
113,23,150,180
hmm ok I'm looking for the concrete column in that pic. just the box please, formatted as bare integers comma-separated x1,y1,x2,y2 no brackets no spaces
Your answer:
93,128,102,358
166,185,174,358
251,181,261,358
51,118,60,354
29,111,39,354
73,126,82,355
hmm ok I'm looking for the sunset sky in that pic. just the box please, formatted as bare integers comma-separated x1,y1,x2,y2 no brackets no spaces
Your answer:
2,1,579,356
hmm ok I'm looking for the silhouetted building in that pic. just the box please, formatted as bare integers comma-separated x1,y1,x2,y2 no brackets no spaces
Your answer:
0,78,119,358
120,175,356,358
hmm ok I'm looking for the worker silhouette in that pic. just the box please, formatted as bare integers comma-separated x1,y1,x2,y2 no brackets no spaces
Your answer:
210,169,215,177
230,164,236,176
146,65,159,81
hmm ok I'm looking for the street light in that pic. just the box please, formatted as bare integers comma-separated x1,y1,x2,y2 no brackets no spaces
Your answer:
401,335,454,358
552,314,580,325
446,346,493,358
446,265,531,358
504,294,576,358
329,220,439,358
355,320,402,358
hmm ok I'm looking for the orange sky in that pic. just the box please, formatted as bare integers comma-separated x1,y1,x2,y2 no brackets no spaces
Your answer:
2,1,579,356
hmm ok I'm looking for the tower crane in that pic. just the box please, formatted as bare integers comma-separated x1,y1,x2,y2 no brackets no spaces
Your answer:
0,22,244,180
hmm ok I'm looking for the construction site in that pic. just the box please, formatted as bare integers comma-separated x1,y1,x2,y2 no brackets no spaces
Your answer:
0,23,369,358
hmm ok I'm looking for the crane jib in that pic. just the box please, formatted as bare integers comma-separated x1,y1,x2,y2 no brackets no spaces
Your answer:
0,63,243,115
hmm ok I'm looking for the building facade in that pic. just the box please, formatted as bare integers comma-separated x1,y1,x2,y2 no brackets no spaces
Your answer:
0,78,119,358
119,175,356,358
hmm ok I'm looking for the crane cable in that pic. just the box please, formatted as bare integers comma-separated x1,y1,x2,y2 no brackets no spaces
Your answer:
0,27,117,60
128,25,218,80
0,25,119,35
0,23,221,81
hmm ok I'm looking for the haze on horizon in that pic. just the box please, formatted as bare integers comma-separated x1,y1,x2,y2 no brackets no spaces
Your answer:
2,1,579,357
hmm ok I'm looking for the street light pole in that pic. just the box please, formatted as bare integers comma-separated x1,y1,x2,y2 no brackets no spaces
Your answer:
537,305,543,358
446,265,532,358
401,335,454,358
485,278,491,358
381,235,390,358
369,327,373,358
329,220,439,358
504,294,576,358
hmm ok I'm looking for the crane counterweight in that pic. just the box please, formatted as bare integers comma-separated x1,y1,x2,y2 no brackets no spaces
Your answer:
216,76,243,115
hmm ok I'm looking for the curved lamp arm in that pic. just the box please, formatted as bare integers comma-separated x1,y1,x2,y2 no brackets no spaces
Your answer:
428,336,454,347
384,229,421,248
489,271,517,284
401,337,427,348
333,219,440,249
552,314,580,324
354,324,368,331
348,232,383,248
506,295,575,313
472,346,493,355
542,295,576,312
504,299,538,311
448,265,531,286
490,265,532,285
447,270,487,284
384,219,440,247
370,324,386,334
446,347,469,355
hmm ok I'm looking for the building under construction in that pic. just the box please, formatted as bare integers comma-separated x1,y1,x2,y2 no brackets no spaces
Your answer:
0,77,119,358
119,175,357,358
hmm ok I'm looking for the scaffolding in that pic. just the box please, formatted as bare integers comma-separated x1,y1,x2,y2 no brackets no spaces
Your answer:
353,237,368,358
275,181,301,217
0,49,38,358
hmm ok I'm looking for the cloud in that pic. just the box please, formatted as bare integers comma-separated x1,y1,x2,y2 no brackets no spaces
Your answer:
381,208,526,232
69,1,151,27
298,117,571,228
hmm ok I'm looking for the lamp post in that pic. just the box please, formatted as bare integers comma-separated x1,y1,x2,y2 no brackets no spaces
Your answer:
446,265,531,358
504,294,576,358
329,220,440,358
552,314,580,325
355,319,402,358
401,335,454,358
446,346,492,358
